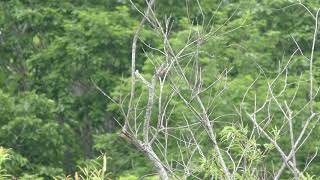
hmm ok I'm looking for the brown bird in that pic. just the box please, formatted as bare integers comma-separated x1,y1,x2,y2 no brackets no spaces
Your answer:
156,62,169,79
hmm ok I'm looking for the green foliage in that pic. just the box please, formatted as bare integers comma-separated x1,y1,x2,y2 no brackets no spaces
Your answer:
0,0,141,177
0,0,320,179
0,147,11,179
93,133,154,177
54,154,111,180
0,91,71,177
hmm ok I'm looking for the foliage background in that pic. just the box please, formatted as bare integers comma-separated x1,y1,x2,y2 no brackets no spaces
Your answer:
0,0,320,179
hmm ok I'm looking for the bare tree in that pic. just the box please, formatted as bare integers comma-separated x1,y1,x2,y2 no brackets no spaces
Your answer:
98,1,320,179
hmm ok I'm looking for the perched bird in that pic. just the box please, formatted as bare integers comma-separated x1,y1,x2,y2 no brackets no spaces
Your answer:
156,62,169,79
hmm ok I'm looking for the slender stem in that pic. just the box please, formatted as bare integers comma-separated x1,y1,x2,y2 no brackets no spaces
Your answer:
309,8,320,113
126,0,156,131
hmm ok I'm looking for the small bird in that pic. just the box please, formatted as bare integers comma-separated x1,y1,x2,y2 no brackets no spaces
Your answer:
156,62,169,79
